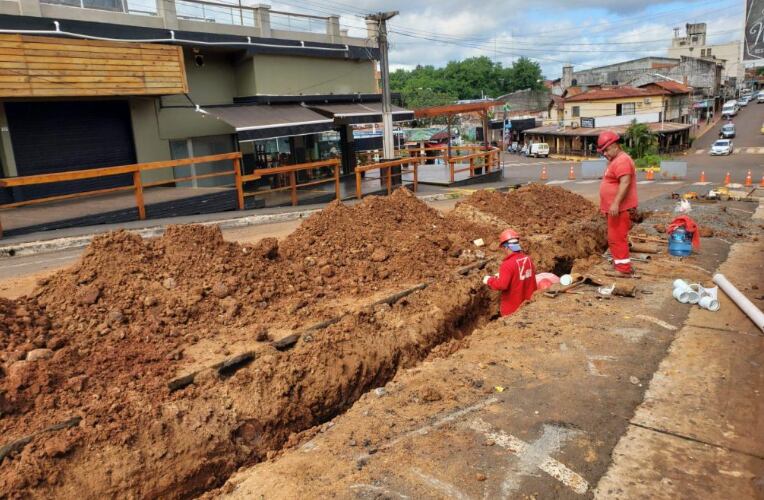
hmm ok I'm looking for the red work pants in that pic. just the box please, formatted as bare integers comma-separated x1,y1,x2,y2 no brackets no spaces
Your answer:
607,210,632,273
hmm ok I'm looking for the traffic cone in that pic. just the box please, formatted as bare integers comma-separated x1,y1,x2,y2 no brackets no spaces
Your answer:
540,165,548,181
760,174,764,188
568,163,576,180
699,171,706,183
645,168,654,181
724,172,731,185
745,169,753,187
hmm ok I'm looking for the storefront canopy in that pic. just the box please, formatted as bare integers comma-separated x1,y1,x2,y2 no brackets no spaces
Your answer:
202,104,335,141
308,102,414,125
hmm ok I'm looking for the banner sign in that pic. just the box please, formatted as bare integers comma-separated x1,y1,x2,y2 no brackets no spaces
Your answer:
580,117,595,128
745,0,764,60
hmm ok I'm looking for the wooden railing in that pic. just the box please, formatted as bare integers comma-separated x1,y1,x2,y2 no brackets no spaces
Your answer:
0,155,347,237
241,159,341,207
354,158,419,199
0,152,243,237
446,148,500,183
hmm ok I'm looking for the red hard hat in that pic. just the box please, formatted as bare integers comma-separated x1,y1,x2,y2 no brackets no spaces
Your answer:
499,228,520,244
596,130,619,152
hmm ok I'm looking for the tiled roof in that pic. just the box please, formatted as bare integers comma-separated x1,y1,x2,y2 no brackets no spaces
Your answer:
523,121,692,137
641,81,692,94
565,86,670,102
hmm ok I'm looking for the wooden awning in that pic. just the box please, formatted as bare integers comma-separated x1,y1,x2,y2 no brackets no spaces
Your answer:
414,101,502,118
0,34,188,97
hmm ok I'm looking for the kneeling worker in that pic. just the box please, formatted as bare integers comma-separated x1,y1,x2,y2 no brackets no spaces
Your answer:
482,229,538,316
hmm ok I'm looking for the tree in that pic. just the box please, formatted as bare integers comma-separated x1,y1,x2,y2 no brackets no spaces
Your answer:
508,57,544,92
624,120,656,159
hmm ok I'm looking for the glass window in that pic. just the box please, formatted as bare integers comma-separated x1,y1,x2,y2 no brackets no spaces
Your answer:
617,103,635,116
169,134,235,188
572,106,580,118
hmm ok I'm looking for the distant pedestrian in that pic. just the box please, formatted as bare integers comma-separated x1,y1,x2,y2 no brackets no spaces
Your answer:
597,130,638,276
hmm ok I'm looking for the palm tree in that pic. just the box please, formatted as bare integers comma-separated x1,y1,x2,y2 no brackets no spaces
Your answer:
624,120,656,159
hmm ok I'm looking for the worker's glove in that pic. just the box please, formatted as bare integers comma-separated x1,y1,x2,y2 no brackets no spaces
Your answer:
482,275,491,285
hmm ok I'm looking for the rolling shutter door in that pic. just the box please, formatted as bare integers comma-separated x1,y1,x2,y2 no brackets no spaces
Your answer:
5,100,136,201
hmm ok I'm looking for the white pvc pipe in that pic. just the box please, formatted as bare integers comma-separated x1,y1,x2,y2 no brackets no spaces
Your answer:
713,273,764,332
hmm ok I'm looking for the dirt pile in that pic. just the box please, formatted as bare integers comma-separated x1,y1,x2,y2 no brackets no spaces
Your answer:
280,188,495,285
452,185,607,272
459,184,599,233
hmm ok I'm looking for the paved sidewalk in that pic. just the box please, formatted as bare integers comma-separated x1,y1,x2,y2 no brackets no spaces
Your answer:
595,238,764,499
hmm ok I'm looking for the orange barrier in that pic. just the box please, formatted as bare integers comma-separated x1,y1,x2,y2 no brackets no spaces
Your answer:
540,166,548,181
241,159,341,207
724,172,731,185
355,157,419,199
745,169,753,187
699,171,706,183
0,152,243,238
760,174,764,188
568,163,576,180
645,168,655,181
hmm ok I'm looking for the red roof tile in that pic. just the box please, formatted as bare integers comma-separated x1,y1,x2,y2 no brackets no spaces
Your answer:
641,81,692,94
565,86,670,102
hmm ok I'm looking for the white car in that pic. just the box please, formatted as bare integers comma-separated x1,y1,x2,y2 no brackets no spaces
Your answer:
709,139,733,156
526,143,549,158
739,96,750,106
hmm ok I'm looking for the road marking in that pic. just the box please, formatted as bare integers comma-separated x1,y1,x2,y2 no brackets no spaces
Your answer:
576,180,599,184
411,468,472,500
467,419,589,495
695,149,705,155
1,254,76,270
635,314,678,331
586,354,617,377
637,181,654,185
662,181,683,185
546,180,572,185
693,181,712,185
734,147,744,154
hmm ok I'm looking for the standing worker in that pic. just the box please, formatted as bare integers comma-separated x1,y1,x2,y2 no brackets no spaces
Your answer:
597,130,639,276
482,229,538,316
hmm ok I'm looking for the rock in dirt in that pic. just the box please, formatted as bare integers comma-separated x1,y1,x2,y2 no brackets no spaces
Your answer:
419,386,442,402
255,328,269,342
475,472,487,481
211,283,229,299
320,265,335,278
162,277,177,290
76,286,100,305
370,249,388,262
26,349,53,361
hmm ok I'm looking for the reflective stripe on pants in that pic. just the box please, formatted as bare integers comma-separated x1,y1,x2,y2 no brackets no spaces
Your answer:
607,211,633,273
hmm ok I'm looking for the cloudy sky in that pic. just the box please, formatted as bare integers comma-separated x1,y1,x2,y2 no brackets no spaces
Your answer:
266,0,744,79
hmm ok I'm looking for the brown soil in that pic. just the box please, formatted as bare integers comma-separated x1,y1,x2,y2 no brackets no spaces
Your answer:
455,185,607,272
0,187,605,498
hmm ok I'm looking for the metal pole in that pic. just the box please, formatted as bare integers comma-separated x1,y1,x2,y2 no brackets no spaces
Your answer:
367,11,398,160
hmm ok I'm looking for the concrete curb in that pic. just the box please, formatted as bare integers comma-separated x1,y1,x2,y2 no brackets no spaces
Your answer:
0,192,462,259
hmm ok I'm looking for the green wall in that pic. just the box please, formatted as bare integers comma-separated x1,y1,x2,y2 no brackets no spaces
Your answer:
245,55,376,96
129,97,174,183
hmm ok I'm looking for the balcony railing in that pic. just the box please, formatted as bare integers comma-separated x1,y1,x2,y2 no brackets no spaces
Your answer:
269,10,328,34
175,0,257,27
41,0,158,16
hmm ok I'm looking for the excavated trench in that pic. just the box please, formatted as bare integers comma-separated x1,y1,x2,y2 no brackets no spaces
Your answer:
154,278,495,499
0,187,610,499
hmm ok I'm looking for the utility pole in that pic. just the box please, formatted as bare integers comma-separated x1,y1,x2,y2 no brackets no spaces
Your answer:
366,11,398,160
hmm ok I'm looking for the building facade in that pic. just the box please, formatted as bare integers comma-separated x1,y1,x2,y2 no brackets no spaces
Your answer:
667,23,743,88
0,0,398,206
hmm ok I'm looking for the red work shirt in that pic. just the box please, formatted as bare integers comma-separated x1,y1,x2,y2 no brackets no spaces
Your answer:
600,151,638,214
486,252,538,316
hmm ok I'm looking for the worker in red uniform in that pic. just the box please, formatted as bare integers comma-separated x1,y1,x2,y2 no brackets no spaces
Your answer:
482,229,538,316
597,130,639,275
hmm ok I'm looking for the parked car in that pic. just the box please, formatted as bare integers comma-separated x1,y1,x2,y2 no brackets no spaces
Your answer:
720,123,736,138
721,100,739,118
527,143,549,158
739,96,750,106
710,139,733,156
758,91,764,103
